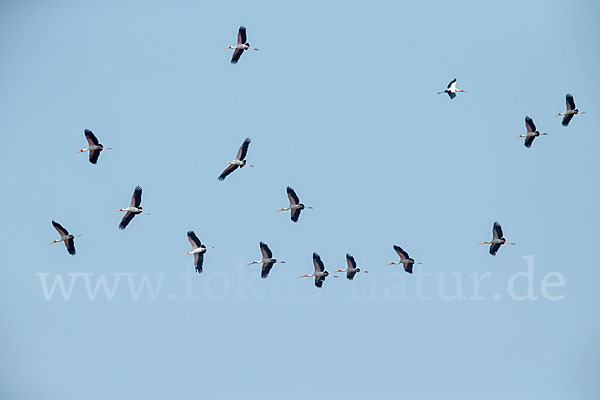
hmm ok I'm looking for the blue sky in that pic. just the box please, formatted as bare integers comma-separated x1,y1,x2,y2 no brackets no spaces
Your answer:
1,0,599,399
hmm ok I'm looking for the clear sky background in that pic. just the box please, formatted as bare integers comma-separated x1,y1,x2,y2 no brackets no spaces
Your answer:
1,0,599,399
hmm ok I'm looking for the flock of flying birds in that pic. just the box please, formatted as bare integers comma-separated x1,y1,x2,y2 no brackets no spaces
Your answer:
49,26,586,288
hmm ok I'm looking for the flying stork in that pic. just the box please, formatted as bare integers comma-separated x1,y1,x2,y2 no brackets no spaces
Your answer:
76,129,111,164
184,231,213,273
115,186,150,230
438,78,468,99
387,245,421,273
248,242,286,278
299,253,334,288
515,116,547,148
555,93,584,126
479,222,515,256
50,220,81,255
218,137,253,181
334,254,368,280
275,186,313,222
225,26,259,64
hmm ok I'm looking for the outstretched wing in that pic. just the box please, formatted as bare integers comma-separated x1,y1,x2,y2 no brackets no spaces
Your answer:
525,116,536,133
404,260,414,274
313,253,325,273
237,26,247,45
84,129,100,146
52,220,69,237
524,135,535,148
89,149,102,164
187,231,202,249
119,212,136,230
448,91,456,99
231,48,244,64
346,254,357,270
260,242,272,259
194,252,205,273
562,113,574,126
286,186,300,206
566,93,575,111
130,186,142,207
393,245,410,261
218,164,239,181
65,237,76,255
290,208,302,222
236,137,251,161
261,262,275,279
492,222,503,240
489,243,501,256
447,78,457,90
315,275,326,288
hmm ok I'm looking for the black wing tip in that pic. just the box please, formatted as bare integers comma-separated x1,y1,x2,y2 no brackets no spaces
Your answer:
195,267,203,274
566,93,573,98
118,225,126,230
493,221,500,227
230,60,238,64
244,137,251,143
525,116,532,122
239,25,246,30
187,230,195,237
134,185,142,191
84,129,93,134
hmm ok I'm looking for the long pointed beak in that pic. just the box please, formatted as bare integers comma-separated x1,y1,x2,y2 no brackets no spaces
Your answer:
49,241,57,245
247,261,257,266
334,269,344,273
114,209,122,212
554,113,561,116
386,262,394,266
478,241,487,245
275,208,285,213
184,251,190,255
515,135,523,139
75,149,84,153
225,46,232,49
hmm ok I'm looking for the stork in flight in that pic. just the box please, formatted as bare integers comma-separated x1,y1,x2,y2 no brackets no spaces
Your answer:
515,116,547,148
76,129,111,164
334,254,368,280
555,93,584,126
387,245,421,273
50,220,81,255
218,137,253,181
299,253,335,287
479,222,515,256
184,231,213,273
248,242,286,278
276,186,313,222
225,26,259,64
438,78,468,99
115,186,150,230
